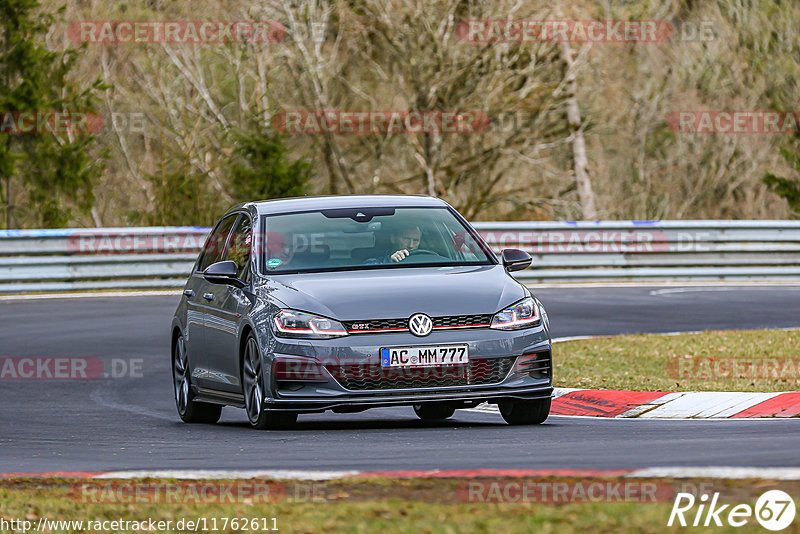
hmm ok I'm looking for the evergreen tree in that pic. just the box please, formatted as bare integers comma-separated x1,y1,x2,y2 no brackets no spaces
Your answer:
0,0,104,228
136,159,219,227
763,139,800,218
228,125,312,203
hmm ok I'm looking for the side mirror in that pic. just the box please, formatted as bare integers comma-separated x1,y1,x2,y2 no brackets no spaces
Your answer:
203,260,245,288
501,249,532,272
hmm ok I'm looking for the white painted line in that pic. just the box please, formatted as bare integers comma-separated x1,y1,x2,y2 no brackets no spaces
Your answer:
637,392,730,419
94,470,361,481
628,467,800,480
638,392,780,419
651,286,800,296
93,466,800,481
698,392,783,418
552,336,598,343
553,331,715,343
528,282,800,289
0,290,181,301
616,392,685,418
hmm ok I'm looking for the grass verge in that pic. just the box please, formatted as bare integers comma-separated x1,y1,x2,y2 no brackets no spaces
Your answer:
1,476,799,533
555,328,800,392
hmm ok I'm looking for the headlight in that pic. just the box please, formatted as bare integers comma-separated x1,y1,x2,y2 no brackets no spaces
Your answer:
490,297,540,330
273,309,348,339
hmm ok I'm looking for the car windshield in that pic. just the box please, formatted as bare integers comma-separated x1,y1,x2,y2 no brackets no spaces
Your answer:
259,206,494,274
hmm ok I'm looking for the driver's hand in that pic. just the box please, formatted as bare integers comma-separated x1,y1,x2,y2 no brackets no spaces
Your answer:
390,249,409,262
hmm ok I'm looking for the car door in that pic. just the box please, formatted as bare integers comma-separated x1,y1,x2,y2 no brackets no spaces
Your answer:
202,213,254,393
192,213,239,389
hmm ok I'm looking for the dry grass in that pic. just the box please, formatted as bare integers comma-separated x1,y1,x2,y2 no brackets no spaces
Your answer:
555,329,800,392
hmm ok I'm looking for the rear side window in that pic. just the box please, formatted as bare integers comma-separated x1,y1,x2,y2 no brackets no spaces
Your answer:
225,215,253,281
197,214,239,272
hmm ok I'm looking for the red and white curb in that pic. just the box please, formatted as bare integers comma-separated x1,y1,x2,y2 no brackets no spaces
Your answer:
5,467,800,480
506,333,800,419
471,388,800,419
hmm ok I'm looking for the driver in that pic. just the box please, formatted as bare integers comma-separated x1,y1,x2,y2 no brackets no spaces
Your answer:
264,232,294,269
365,223,422,264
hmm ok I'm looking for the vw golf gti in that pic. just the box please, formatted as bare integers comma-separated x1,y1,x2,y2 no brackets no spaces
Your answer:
171,195,553,429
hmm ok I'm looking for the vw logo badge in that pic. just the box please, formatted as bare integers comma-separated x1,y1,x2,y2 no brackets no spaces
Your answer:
408,313,433,337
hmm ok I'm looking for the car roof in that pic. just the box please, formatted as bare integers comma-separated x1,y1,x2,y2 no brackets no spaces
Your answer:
246,195,449,215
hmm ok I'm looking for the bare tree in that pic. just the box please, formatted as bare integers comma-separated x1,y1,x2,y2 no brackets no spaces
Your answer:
559,39,597,220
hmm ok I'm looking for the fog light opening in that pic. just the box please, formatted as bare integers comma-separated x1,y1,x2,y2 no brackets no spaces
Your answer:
273,356,328,382
512,350,551,380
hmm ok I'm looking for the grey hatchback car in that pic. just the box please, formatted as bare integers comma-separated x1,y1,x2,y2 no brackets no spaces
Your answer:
171,195,553,429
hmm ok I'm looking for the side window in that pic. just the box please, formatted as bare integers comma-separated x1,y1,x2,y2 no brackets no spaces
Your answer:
197,214,239,272
225,215,253,281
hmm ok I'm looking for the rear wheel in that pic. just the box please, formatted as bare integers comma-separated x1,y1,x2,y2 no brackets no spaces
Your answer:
499,398,550,425
242,334,297,430
172,334,222,424
413,403,456,421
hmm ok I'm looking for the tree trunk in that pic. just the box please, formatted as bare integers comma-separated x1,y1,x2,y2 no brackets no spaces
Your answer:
4,174,11,229
560,40,597,220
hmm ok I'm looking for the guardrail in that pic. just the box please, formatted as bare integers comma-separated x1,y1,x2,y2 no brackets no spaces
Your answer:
2,221,800,293
0,227,208,293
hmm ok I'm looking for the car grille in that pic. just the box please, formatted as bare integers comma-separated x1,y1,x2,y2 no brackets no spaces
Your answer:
343,314,492,334
325,357,514,391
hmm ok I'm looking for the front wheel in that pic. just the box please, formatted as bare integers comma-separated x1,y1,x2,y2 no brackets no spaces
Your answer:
242,334,297,430
173,334,222,424
413,403,456,420
499,398,551,425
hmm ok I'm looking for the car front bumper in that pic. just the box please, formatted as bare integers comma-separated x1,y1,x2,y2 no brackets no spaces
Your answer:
263,325,553,413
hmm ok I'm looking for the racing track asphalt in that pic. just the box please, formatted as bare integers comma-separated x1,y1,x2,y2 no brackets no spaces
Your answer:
1,285,799,474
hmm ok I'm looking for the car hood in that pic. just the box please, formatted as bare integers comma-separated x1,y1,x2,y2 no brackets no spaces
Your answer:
257,265,526,320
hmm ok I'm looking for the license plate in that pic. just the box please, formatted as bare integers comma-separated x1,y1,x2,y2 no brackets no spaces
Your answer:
380,344,469,368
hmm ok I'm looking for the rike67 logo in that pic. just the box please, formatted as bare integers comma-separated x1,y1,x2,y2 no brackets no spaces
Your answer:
668,490,796,531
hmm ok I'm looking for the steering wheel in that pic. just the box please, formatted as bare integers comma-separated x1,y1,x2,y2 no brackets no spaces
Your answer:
397,248,448,263
406,248,439,257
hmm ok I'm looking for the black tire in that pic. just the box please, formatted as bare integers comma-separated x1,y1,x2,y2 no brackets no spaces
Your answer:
241,333,298,430
413,403,456,421
172,334,222,424
499,398,551,425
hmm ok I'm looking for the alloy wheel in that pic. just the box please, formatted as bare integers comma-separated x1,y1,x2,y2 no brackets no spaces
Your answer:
173,336,189,415
242,336,264,423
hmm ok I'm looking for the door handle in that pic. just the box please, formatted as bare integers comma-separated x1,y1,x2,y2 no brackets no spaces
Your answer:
202,292,215,301
183,289,194,297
